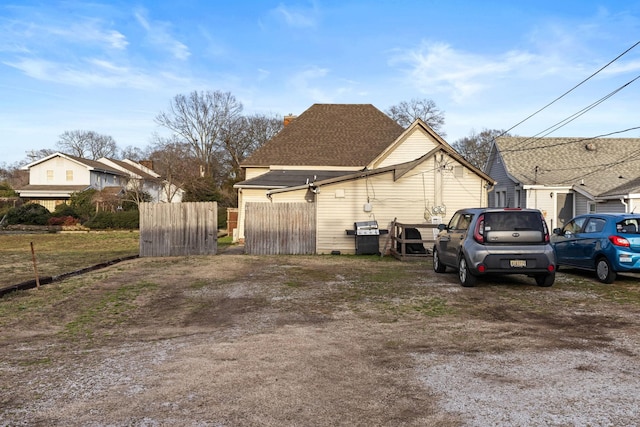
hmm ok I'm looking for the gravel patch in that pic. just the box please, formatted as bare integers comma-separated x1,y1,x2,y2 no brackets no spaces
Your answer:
414,349,640,426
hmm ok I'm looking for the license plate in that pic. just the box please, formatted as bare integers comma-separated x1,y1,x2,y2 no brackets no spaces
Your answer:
620,255,632,263
510,259,527,268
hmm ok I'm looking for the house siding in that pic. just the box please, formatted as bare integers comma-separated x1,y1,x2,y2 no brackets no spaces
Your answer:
575,193,590,215
597,200,626,213
375,130,438,168
486,151,516,208
245,168,270,180
314,156,488,254
30,159,91,186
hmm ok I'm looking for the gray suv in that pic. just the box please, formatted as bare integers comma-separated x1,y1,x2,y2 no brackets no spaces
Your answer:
433,208,556,287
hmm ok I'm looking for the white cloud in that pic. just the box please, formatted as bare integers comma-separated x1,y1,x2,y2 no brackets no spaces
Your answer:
134,8,190,60
290,66,332,101
4,57,167,91
271,2,319,28
0,15,128,52
390,41,548,103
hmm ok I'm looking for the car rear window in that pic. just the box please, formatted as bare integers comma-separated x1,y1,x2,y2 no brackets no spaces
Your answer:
617,220,639,234
484,212,544,232
483,211,545,244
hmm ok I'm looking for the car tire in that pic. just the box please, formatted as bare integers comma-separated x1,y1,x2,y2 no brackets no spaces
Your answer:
458,256,476,287
433,248,446,273
535,273,555,287
595,257,616,284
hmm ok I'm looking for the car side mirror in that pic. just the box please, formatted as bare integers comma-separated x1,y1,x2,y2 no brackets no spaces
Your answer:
552,228,562,235
437,223,447,231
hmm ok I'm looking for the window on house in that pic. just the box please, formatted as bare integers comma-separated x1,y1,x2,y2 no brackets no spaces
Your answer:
515,190,521,208
46,170,54,181
588,201,596,214
66,170,73,181
495,190,507,207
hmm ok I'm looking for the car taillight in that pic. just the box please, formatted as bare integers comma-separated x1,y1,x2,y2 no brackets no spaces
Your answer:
609,235,630,247
474,214,485,243
540,213,550,243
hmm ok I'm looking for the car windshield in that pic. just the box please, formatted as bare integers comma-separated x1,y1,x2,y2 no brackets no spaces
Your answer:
484,211,543,232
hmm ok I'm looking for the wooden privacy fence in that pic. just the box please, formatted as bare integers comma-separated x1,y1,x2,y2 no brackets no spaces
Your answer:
139,202,218,257
245,202,315,255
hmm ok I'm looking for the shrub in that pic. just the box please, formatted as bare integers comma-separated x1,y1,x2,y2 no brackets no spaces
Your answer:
53,203,79,218
0,182,18,197
5,203,51,225
85,211,139,230
69,189,98,222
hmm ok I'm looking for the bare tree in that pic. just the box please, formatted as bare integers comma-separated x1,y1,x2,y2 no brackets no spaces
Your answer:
147,135,199,203
57,130,118,160
221,113,283,180
155,91,243,179
119,145,147,161
25,149,56,162
451,128,509,170
386,98,446,136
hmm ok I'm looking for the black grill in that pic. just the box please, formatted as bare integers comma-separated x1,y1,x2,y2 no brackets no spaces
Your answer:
346,220,387,255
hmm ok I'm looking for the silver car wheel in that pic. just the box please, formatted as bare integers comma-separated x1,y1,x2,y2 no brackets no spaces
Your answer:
458,256,476,287
596,257,616,284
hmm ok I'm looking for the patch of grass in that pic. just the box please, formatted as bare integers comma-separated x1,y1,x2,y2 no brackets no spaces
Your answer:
379,297,454,318
190,279,210,289
18,357,52,367
0,231,139,287
218,234,233,249
62,281,157,340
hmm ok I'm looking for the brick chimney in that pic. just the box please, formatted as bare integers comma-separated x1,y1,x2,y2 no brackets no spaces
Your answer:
283,114,297,126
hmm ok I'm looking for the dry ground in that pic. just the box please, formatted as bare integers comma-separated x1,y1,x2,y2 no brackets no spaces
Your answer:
1,250,640,426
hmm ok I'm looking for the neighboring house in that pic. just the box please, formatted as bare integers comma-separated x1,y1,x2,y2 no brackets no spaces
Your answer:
234,103,494,254
97,158,184,203
485,136,640,231
17,152,183,211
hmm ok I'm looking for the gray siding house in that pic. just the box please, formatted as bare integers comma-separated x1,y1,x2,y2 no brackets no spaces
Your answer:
485,136,640,230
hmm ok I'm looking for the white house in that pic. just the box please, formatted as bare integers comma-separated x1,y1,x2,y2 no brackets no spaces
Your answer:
17,152,183,211
234,104,494,254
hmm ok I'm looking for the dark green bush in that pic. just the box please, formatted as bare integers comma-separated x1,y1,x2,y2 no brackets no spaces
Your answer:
5,203,51,225
85,211,139,230
53,203,79,218
69,189,98,222
0,182,17,197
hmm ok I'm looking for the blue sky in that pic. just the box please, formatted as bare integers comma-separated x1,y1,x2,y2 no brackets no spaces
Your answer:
1,0,640,165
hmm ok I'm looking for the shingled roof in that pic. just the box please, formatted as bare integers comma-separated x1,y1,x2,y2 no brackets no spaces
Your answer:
241,104,405,167
495,136,640,197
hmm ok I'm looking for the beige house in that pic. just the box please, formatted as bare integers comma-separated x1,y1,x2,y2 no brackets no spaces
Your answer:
486,136,640,231
18,152,183,211
234,104,494,254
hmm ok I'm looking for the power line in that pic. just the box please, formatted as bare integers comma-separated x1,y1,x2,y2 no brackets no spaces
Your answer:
501,39,640,137
503,70,640,152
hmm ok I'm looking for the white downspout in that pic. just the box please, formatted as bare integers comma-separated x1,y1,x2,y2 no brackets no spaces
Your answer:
620,198,628,213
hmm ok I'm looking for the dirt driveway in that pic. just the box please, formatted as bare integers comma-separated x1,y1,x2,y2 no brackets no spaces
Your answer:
1,252,639,426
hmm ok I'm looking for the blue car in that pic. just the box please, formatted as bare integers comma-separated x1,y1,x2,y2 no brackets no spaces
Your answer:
551,213,640,283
